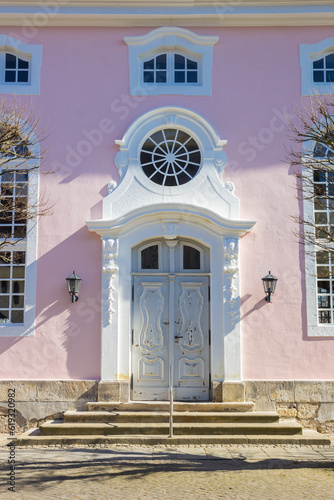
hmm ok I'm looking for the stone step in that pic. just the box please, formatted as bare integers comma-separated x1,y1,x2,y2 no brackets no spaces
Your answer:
64,410,280,424
15,429,331,447
39,420,303,436
86,402,255,412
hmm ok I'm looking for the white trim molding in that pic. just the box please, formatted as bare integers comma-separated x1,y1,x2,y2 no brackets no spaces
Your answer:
1,2,334,27
300,37,334,96
0,35,42,95
125,27,218,96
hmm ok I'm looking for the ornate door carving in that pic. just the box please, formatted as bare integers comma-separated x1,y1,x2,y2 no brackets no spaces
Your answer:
132,240,210,401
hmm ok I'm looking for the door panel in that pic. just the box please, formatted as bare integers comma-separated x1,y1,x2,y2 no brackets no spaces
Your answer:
174,277,209,400
132,276,169,400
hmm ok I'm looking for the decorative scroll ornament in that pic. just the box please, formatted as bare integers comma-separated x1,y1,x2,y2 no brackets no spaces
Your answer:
162,223,179,240
213,150,227,175
224,239,239,325
224,181,235,194
102,238,119,325
115,151,129,180
108,180,117,193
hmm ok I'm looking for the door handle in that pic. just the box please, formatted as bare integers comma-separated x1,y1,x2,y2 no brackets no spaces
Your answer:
174,335,183,339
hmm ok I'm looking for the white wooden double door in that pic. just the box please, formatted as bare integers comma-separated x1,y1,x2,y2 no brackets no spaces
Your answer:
132,241,210,401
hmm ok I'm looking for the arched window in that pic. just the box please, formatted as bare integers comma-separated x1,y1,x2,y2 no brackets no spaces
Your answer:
4,52,30,84
0,35,42,95
125,27,217,96
143,53,198,85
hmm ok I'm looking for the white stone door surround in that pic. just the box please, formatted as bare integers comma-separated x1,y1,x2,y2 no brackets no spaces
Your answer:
86,106,256,401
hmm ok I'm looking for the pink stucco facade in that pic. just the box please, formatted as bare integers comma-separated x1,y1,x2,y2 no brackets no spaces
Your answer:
0,19,333,385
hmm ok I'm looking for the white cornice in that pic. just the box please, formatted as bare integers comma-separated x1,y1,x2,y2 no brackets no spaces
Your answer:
1,2,334,27
86,204,256,239
2,1,334,6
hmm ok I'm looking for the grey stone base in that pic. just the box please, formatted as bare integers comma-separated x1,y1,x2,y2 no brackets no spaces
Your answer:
97,381,130,402
244,380,334,434
0,380,333,435
0,380,98,433
212,381,245,402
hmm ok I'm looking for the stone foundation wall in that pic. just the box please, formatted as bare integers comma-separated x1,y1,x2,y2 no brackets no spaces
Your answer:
0,380,333,435
244,381,334,435
0,381,98,433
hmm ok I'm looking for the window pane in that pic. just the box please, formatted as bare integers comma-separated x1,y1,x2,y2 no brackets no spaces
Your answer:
0,267,10,279
175,71,185,83
318,295,330,308
0,311,9,323
18,58,29,69
319,310,331,323
144,59,154,70
14,226,26,238
141,245,159,269
18,71,29,83
315,197,327,210
174,54,185,69
318,280,330,293
13,266,25,278
156,54,166,69
12,281,24,294
314,70,324,82
326,53,334,69
143,71,154,83
0,296,9,308
326,70,334,82
187,71,198,83
16,171,28,182
317,251,329,264
156,71,166,83
183,246,201,270
13,252,25,264
5,53,16,69
313,58,324,69
317,265,330,278
187,59,197,70
5,71,16,83
0,281,9,293
11,310,23,323
12,295,24,308
315,212,328,224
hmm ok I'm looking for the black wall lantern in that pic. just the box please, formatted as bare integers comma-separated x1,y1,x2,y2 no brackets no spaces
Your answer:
66,271,82,303
262,271,278,304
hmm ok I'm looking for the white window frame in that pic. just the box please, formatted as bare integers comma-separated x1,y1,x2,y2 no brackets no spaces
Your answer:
0,35,42,95
0,124,39,337
300,37,334,96
303,138,334,336
125,27,218,96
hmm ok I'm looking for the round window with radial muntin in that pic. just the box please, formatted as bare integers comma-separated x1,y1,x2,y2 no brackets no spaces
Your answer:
140,129,201,186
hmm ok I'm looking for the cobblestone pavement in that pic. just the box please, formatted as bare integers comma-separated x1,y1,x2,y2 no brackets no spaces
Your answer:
0,444,333,500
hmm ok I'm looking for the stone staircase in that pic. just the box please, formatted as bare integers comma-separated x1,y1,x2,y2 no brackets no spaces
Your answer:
16,401,331,446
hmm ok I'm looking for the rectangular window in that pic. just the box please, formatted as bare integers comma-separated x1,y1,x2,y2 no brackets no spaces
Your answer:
0,169,28,326
0,250,25,324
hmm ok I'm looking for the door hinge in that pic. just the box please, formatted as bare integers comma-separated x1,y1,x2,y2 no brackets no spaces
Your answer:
130,374,133,390
208,286,210,302
209,373,211,388
132,329,134,345
132,285,134,301
208,329,211,346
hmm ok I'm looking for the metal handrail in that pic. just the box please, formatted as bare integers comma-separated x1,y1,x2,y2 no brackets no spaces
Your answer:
169,364,173,438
